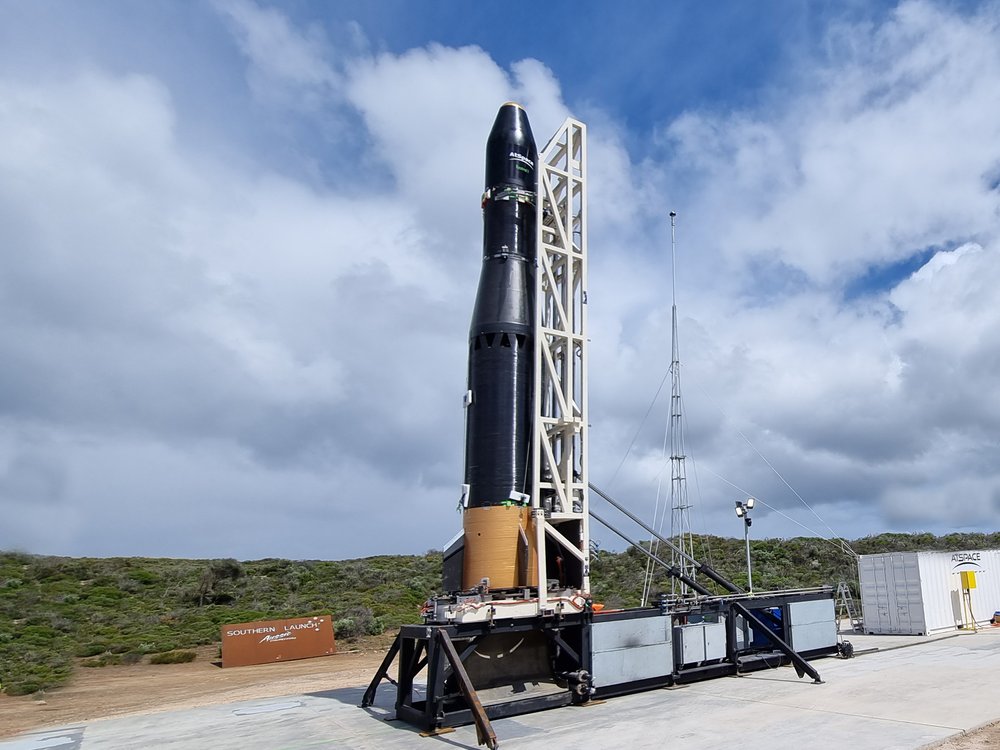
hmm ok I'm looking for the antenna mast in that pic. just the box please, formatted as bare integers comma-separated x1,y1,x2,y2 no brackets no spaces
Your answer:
642,212,697,603
666,211,697,596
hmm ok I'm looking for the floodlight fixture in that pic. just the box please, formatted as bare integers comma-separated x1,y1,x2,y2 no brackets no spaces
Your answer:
734,498,754,593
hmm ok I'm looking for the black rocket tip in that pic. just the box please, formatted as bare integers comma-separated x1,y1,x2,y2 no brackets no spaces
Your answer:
485,102,537,190
489,102,536,148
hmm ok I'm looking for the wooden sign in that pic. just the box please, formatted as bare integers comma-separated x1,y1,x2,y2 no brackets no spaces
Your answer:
221,615,336,668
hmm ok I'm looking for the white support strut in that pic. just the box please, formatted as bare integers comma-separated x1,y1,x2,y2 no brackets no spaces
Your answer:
532,118,590,605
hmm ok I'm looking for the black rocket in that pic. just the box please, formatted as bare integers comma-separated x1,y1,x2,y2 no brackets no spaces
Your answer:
464,102,538,511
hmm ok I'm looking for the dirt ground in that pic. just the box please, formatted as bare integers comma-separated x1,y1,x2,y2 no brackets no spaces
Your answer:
0,635,392,739
932,722,1000,749
2,636,999,747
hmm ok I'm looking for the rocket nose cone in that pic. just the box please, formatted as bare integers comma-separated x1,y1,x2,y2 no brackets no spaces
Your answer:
486,103,537,190
489,102,536,147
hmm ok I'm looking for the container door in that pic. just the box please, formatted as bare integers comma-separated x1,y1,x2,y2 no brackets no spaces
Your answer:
892,554,912,634
880,557,897,633
860,554,893,634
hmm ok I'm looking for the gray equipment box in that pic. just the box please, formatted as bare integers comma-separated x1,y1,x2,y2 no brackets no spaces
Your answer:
673,621,726,667
788,598,837,652
591,614,673,688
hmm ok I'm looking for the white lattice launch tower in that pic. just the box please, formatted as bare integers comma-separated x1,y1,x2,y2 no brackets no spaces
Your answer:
531,117,591,606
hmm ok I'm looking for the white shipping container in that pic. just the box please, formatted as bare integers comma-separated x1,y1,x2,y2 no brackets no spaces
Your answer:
859,549,1000,635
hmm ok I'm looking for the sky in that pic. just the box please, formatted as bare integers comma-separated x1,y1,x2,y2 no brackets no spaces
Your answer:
2,0,1000,561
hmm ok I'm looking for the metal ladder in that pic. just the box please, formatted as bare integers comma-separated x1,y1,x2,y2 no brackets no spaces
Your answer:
836,581,862,632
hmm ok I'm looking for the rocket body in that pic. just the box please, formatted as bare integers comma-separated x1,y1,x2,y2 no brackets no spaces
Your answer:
460,103,538,590
465,103,537,508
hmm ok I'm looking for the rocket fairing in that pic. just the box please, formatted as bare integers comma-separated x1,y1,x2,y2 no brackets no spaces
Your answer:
458,102,539,591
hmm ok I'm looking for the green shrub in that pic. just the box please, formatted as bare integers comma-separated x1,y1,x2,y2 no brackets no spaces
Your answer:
150,650,196,665
75,642,108,657
334,606,385,639
17,625,60,647
139,642,178,654
128,569,158,585
0,645,73,695
81,654,121,668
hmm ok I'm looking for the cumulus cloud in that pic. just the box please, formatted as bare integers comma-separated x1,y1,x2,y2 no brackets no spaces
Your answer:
0,2,579,557
1,0,999,560
213,0,343,103
617,1,1000,539
660,1,1000,286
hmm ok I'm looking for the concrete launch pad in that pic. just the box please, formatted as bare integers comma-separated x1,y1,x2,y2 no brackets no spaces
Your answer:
4,628,999,750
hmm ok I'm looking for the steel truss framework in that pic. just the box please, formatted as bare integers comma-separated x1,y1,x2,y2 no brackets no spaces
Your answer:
532,118,591,604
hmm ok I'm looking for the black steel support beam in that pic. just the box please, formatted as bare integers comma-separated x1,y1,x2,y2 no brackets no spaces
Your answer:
726,601,739,663
548,630,581,665
590,483,743,594
732,601,823,684
459,636,484,662
436,629,498,750
361,633,400,708
590,509,712,596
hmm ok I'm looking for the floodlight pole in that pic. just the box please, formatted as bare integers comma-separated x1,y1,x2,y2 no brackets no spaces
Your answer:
743,518,753,594
735,498,755,594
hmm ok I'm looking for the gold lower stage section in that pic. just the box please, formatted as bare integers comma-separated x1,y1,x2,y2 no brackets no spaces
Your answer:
462,505,537,590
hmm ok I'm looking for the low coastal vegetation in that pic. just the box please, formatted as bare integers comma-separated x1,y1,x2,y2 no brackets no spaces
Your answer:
2,531,997,696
